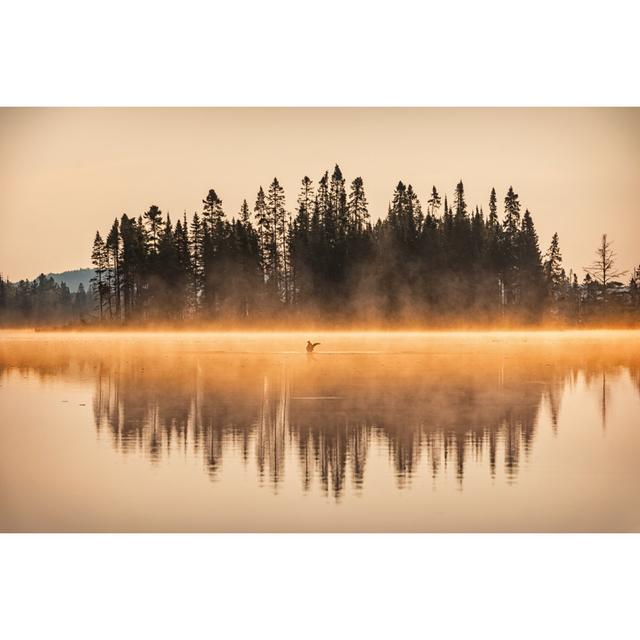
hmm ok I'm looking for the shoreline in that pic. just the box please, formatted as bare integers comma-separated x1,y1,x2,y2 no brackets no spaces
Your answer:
2,326,639,336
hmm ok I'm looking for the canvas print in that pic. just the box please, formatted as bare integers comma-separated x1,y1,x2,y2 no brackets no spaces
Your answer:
0,107,638,532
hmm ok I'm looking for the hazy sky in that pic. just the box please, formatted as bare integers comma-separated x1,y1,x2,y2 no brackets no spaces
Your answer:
0,108,638,281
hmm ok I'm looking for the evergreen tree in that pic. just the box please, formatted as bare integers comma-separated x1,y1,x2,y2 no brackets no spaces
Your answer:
106,218,121,320
174,214,192,317
502,186,522,304
442,194,453,248
427,186,441,217
290,177,315,304
329,164,348,237
389,181,417,244
144,205,163,254
119,214,139,320
156,214,181,318
517,209,545,317
297,177,314,230
543,232,564,296
200,191,226,315
190,212,204,312
316,172,330,235
90,231,108,320
202,189,224,230
503,186,521,238
453,180,467,220
266,177,289,301
347,177,369,234
451,180,471,267
254,186,270,279
407,185,423,233
239,199,251,225
73,282,90,319
488,188,497,225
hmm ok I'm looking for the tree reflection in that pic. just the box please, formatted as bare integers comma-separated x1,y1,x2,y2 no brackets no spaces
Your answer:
2,336,639,499
87,350,638,496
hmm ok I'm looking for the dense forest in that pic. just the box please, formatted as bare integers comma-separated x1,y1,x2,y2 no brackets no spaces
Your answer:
1,165,639,327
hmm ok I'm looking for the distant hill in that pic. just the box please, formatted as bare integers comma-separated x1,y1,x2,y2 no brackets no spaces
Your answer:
47,268,94,292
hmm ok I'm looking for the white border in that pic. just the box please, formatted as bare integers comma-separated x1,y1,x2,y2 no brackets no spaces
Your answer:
1,534,638,640
1,2,639,639
1,1,639,106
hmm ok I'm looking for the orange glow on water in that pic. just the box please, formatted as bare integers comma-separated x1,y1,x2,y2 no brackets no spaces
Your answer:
1,329,639,532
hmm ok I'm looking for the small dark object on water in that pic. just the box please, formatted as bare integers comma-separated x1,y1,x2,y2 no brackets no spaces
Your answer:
306,341,321,353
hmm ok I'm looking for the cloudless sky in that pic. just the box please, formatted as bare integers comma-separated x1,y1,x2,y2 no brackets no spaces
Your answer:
0,108,638,280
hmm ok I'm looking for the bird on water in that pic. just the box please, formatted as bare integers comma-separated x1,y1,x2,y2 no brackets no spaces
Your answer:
306,341,320,353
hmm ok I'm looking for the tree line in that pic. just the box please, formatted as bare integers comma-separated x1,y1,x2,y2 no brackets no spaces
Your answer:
1,164,638,326
0,274,91,326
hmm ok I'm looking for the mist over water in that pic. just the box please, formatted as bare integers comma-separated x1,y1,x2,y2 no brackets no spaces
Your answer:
1,330,639,531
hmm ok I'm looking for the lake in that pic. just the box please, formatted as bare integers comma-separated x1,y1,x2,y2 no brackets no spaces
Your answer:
1,330,639,532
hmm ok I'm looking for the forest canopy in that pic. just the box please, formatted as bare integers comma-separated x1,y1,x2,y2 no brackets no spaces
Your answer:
1,165,639,327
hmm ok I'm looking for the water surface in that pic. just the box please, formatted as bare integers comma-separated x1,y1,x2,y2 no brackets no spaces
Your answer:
1,330,639,532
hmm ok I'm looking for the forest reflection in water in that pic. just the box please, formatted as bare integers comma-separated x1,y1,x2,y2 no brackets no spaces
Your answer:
90,353,549,494
1,331,639,531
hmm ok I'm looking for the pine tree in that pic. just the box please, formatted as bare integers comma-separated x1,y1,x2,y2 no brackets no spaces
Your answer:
450,181,472,280
144,205,163,254
90,231,108,321
202,189,224,231
427,186,441,217
134,215,149,315
407,185,423,234
266,178,288,301
543,232,564,295
174,214,192,317
470,205,485,261
254,186,270,279
74,282,90,319
329,164,348,237
199,191,226,315
347,177,369,234
503,186,521,238
390,181,418,244
453,181,467,220
316,172,330,235
119,214,138,320
442,194,453,244
517,209,545,316
239,199,251,225
290,177,315,305
106,218,121,320
488,187,498,227
501,186,522,304
190,212,204,311
156,214,181,318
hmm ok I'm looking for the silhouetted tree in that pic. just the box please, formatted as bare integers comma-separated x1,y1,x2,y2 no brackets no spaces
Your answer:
347,176,369,233
91,231,108,320
8,169,636,328
106,218,121,320
583,234,627,308
543,232,564,296
144,205,163,255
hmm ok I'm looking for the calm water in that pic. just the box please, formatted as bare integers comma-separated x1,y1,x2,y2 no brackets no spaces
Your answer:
1,330,639,532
